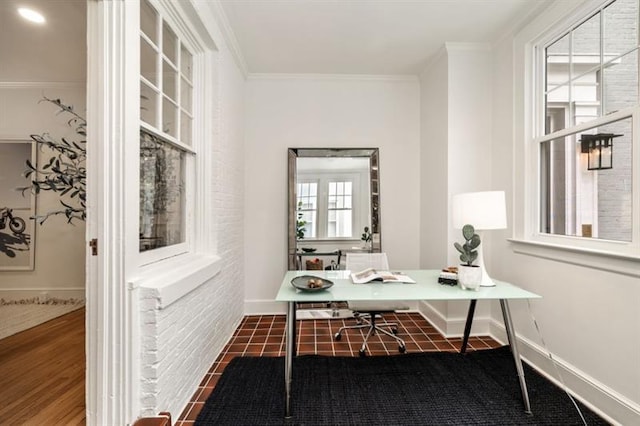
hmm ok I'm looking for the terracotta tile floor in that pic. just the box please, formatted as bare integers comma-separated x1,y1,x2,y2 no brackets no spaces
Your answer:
176,311,501,425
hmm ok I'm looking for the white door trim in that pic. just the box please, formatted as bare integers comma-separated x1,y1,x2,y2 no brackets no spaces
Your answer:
86,0,140,424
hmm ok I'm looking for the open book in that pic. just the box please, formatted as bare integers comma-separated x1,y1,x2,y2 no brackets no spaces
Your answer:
350,268,416,284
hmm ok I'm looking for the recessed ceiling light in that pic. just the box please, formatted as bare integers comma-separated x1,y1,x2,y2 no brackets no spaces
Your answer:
18,7,46,24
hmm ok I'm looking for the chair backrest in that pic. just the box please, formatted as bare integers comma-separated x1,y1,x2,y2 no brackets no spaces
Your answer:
346,253,389,272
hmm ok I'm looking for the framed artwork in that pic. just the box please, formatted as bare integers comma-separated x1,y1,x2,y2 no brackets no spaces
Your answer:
0,139,36,270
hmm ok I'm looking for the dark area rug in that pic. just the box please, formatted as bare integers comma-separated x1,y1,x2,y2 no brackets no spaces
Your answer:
195,346,609,425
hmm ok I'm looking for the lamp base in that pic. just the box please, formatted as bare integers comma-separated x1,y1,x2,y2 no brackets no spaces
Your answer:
479,267,497,287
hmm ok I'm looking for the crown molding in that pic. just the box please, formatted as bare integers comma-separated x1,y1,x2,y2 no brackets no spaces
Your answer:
209,0,249,78
444,42,492,53
247,73,419,82
0,81,85,89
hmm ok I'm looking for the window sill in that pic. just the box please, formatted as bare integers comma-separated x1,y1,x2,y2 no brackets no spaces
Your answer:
129,253,222,308
508,239,640,278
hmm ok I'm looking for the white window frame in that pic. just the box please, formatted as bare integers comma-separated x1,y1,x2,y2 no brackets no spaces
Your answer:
520,0,640,267
298,172,363,241
138,0,199,266
132,0,221,298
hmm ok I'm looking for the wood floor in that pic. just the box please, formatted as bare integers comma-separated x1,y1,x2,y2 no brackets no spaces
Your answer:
0,307,85,425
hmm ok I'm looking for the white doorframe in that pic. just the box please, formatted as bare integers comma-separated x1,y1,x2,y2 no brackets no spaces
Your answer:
86,0,140,424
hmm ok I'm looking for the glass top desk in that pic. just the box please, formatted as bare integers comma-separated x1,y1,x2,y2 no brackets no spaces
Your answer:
276,269,542,418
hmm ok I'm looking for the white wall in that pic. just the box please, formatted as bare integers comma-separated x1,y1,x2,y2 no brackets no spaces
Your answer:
135,2,247,419
244,75,421,313
419,49,449,270
418,44,494,334
0,86,86,299
490,1,640,423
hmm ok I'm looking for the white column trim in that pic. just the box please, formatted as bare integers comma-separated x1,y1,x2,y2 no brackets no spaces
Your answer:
86,0,140,424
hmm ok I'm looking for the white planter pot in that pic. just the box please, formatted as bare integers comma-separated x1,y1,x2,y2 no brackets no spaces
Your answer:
458,265,482,291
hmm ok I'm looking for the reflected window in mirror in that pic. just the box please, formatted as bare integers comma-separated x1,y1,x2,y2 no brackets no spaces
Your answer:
328,181,353,237
296,157,368,240
296,181,318,238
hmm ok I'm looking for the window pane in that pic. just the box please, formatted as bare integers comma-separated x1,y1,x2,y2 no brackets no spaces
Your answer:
546,34,571,134
140,0,157,45
140,82,157,126
181,78,192,114
539,117,633,242
328,210,352,238
181,44,193,80
140,131,185,251
327,180,353,238
300,211,316,238
539,136,569,235
141,38,158,85
604,0,639,57
593,119,633,241
180,111,192,146
296,182,318,240
162,97,177,137
163,59,177,102
163,21,177,64
572,13,600,67
603,50,639,114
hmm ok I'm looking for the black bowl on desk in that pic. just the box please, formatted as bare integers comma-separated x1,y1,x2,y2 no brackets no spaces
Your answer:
291,275,334,292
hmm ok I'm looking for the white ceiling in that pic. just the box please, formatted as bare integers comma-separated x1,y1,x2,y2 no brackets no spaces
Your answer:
0,0,86,82
0,1,550,81
219,0,549,75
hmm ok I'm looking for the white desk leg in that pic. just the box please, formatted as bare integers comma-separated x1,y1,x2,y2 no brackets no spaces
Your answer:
285,301,295,418
499,299,532,414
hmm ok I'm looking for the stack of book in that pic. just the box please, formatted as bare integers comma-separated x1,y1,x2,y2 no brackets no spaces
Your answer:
438,267,458,286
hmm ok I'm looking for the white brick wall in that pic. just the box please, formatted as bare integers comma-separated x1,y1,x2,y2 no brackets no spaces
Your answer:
138,32,246,418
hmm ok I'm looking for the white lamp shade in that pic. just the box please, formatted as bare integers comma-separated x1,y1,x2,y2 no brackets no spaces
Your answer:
452,191,507,230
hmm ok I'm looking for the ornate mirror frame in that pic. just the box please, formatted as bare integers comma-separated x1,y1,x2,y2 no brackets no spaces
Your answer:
287,148,381,270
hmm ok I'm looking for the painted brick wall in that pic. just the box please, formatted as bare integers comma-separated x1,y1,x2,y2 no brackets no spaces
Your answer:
138,35,246,417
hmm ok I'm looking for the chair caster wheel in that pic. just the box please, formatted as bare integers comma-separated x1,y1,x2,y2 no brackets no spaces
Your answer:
359,349,367,357
399,345,406,354
334,332,342,341
392,328,398,335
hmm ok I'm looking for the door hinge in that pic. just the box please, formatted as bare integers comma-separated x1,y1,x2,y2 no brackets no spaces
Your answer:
89,238,98,256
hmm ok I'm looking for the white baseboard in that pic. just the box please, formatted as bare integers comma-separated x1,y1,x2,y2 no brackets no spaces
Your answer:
417,300,491,338
0,288,85,303
244,299,287,315
490,321,639,425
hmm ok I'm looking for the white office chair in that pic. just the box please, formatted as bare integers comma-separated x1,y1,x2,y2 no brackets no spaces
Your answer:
334,253,409,356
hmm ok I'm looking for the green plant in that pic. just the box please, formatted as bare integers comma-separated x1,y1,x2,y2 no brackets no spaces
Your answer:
361,226,372,243
19,97,86,224
296,201,307,239
454,224,481,266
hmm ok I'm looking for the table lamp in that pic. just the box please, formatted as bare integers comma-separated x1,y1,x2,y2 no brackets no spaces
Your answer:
452,191,507,287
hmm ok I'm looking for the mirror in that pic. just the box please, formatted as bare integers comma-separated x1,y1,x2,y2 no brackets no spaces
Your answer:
288,148,380,270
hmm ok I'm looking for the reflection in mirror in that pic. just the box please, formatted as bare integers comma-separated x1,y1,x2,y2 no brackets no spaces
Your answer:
288,148,380,270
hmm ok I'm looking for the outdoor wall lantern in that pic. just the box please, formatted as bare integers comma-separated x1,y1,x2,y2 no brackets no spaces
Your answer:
580,133,621,171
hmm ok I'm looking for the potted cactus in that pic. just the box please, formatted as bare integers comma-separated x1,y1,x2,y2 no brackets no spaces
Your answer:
454,224,482,291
